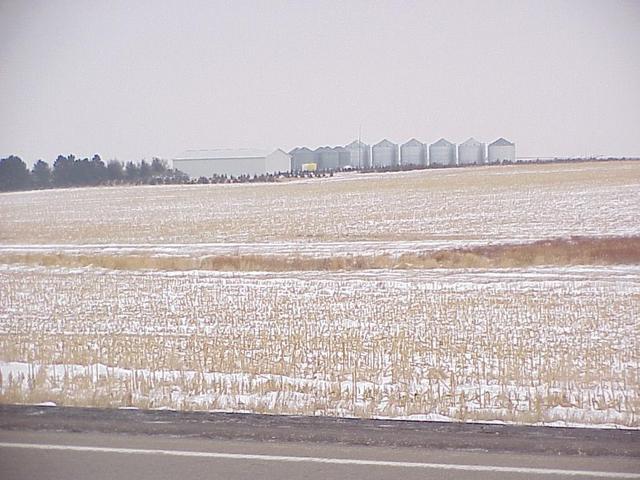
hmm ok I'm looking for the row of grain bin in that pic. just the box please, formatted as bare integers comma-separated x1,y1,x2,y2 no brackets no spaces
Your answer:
397,137,515,166
290,138,515,171
372,137,515,167
290,142,371,171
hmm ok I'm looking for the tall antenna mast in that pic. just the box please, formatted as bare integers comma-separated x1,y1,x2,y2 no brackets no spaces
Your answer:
358,125,362,169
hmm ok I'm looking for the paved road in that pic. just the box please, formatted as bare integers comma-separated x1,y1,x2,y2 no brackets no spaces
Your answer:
0,405,638,479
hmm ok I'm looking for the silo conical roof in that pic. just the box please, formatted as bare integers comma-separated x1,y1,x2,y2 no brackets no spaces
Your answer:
490,138,514,147
431,138,454,147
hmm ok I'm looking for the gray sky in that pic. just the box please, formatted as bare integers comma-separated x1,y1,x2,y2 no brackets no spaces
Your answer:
1,0,639,164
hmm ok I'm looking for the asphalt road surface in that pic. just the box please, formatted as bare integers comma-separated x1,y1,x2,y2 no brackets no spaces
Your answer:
0,405,638,479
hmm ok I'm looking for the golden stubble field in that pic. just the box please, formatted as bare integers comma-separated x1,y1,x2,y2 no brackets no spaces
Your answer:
0,161,639,244
0,161,639,427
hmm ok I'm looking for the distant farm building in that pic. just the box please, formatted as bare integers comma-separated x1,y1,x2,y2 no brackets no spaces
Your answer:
176,136,516,177
487,138,516,164
315,147,340,170
173,149,291,178
429,138,456,166
400,139,426,166
290,147,317,172
372,139,399,168
458,138,485,165
345,140,371,168
291,145,358,170
334,146,352,168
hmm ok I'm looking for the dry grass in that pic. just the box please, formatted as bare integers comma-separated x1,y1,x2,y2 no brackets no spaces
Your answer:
0,160,638,426
413,235,640,269
1,236,638,271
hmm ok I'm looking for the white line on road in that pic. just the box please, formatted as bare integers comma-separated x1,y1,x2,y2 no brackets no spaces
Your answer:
0,442,637,478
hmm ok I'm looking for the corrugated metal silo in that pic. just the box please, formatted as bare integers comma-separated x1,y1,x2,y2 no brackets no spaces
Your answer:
334,146,351,168
345,140,370,168
428,138,456,166
372,139,398,168
290,147,317,171
487,138,516,164
400,138,426,166
458,138,485,165
315,147,340,170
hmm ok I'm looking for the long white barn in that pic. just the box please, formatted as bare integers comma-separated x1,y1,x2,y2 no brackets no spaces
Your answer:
173,148,291,178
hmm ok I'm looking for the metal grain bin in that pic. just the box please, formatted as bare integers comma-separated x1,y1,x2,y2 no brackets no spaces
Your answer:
345,140,370,168
315,146,340,170
290,147,317,171
334,146,351,168
487,138,516,164
372,139,398,168
428,138,456,166
400,138,426,166
458,138,485,165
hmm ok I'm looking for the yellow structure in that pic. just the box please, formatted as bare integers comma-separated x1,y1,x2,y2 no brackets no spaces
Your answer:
301,163,317,172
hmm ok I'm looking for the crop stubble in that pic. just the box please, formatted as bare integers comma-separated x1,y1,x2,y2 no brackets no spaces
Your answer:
0,161,639,426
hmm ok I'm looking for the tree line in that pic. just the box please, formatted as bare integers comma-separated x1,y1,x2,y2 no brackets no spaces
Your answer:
0,154,336,192
0,155,188,192
4,153,634,193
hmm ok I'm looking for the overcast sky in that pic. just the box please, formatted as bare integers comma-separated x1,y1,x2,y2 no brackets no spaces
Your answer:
1,0,639,164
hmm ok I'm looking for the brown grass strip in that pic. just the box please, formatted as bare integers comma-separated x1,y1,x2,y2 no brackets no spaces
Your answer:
1,236,639,271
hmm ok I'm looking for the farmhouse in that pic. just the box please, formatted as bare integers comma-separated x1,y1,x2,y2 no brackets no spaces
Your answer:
172,148,291,178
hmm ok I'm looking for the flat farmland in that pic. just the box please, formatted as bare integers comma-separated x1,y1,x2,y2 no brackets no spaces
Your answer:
0,161,639,244
0,161,639,427
1,264,638,426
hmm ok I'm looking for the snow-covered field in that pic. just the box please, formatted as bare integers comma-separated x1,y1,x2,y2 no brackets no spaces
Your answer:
0,161,638,244
0,264,638,427
0,161,639,427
